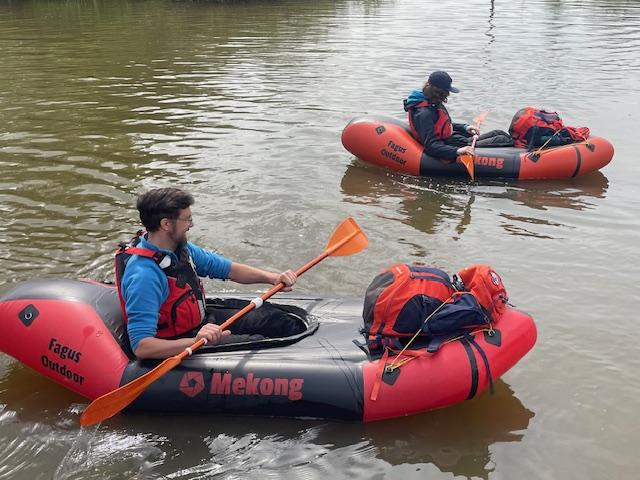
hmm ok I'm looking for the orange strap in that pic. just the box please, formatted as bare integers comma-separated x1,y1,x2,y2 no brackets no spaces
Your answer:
370,348,390,402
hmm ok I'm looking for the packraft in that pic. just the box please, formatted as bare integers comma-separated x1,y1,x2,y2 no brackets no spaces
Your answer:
362,263,508,352
0,277,537,421
341,115,614,180
509,107,590,149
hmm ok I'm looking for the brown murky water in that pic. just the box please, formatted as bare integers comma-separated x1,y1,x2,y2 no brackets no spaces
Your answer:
1,0,639,478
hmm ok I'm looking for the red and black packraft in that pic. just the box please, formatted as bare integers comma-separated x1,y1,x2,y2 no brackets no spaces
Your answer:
509,107,590,149
362,264,505,352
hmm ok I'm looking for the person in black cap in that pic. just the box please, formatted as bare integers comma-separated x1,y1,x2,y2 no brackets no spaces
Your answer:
403,71,512,162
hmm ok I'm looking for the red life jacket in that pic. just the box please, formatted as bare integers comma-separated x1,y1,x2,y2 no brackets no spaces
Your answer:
407,100,453,142
114,232,206,339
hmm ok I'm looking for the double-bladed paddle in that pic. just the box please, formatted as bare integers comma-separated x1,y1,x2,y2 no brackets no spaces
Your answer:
459,111,489,180
79,216,368,427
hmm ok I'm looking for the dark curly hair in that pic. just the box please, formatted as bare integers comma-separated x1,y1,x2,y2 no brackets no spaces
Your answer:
136,188,194,232
422,83,450,105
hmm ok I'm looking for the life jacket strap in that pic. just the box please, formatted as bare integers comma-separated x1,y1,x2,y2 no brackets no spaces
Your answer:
124,247,168,267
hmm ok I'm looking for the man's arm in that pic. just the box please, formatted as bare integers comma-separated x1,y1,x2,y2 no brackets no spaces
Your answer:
188,242,232,279
187,241,297,290
134,324,230,359
228,263,297,291
122,261,167,354
228,262,279,284
124,251,235,360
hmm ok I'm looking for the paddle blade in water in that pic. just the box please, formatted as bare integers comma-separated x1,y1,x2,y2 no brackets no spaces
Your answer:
80,355,181,426
459,154,475,180
324,217,368,256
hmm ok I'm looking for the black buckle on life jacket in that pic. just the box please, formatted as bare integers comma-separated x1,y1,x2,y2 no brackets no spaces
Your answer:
527,152,541,162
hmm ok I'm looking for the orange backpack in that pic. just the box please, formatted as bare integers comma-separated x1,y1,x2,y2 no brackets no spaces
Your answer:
509,107,590,149
456,264,508,322
363,264,454,341
362,263,508,352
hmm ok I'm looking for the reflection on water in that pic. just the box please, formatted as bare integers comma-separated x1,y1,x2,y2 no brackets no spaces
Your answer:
1,357,532,479
483,0,496,54
477,171,609,211
361,380,533,478
341,161,608,240
1,0,640,478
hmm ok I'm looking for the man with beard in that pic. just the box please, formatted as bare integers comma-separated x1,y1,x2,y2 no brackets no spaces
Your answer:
116,188,297,359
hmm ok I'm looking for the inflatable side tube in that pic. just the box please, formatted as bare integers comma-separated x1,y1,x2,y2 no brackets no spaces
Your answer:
361,308,537,421
342,115,424,176
0,279,130,399
517,137,614,180
420,146,522,178
124,351,365,420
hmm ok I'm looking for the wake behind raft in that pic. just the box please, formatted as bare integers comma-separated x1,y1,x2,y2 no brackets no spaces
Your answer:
0,278,536,422
341,115,613,180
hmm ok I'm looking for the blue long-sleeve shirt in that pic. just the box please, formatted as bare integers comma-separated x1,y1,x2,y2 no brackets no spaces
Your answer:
121,236,232,352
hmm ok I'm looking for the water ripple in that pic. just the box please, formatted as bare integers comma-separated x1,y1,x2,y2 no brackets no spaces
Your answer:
1,0,640,478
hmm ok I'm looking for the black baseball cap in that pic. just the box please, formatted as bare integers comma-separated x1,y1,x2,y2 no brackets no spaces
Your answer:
428,71,460,93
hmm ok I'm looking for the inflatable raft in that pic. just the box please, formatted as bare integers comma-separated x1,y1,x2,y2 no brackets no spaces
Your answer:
0,278,537,422
341,115,614,180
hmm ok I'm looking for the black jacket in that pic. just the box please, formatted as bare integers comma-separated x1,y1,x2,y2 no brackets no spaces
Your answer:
404,95,468,160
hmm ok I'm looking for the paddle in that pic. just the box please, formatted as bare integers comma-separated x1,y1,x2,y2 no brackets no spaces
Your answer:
79,217,368,427
459,112,489,180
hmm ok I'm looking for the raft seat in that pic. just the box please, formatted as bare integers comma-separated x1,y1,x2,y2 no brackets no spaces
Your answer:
197,298,319,352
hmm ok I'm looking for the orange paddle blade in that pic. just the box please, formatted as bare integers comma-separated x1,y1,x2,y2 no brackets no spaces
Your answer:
80,355,182,427
459,154,475,180
324,216,368,257
473,111,488,127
